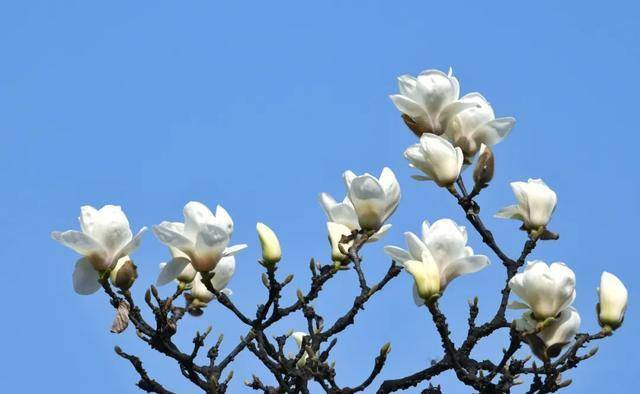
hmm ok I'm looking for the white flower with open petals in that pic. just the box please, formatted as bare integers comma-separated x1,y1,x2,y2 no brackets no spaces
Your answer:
443,93,515,157
384,219,489,305
515,307,581,360
598,271,628,330
153,202,247,272
320,167,399,235
189,256,236,303
404,133,463,187
390,68,464,135
495,179,557,231
52,205,147,295
344,168,400,231
508,261,576,320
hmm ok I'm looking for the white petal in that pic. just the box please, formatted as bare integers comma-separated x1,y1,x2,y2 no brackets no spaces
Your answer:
404,232,428,260
368,224,392,242
472,117,515,146
183,201,216,240
86,205,133,254
215,205,234,235
397,75,418,97
342,170,357,188
415,69,458,118
538,307,581,348
441,255,490,288
379,167,400,207
211,256,236,290
495,205,524,221
223,243,248,256
508,301,531,310
153,222,194,250
156,257,192,286
383,245,412,264
389,94,430,121
423,219,468,265
195,224,230,260
78,205,98,234
348,175,387,230
114,227,147,260
72,258,101,295
52,230,105,257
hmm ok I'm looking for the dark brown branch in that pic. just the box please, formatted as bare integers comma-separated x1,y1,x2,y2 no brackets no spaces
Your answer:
115,346,175,394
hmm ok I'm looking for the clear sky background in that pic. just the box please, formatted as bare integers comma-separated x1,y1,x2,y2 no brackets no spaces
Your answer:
1,1,638,393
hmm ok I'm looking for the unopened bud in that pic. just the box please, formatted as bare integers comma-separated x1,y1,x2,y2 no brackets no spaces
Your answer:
296,289,306,304
473,144,494,188
380,342,392,355
109,256,138,290
282,274,294,286
256,222,282,267
261,273,270,288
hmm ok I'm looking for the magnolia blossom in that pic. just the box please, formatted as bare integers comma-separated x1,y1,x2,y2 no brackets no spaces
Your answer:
598,272,628,330
291,331,309,366
156,247,197,286
346,168,400,231
256,222,282,265
384,219,490,305
515,307,581,360
443,93,515,156
189,256,236,303
153,202,247,272
390,68,464,135
495,179,557,231
404,133,463,187
52,205,147,295
509,261,576,320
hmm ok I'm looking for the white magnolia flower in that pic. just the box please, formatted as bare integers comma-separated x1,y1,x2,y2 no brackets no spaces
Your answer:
156,246,197,286
598,271,628,330
443,93,515,156
515,307,581,360
153,202,247,272
189,256,236,303
509,261,576,320
404,133,463,187
291,331,309,366
390,68,464,135
495,179,557,231
320,167,399,235
52,205,147,295
384,219,490,305
256,222,282,265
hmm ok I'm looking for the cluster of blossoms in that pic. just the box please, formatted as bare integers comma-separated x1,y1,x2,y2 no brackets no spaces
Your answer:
388,67,628,358
51,67,629,379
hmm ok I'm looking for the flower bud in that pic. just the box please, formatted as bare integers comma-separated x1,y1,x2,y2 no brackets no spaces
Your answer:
597,271,628,330
109,256,138,290
327,222,353,262
256,223,281,267
473,144,494,189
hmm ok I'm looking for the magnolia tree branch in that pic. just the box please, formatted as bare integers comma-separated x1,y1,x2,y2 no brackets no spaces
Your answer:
92,176,613,393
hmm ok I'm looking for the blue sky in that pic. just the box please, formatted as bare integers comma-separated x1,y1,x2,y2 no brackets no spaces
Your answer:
1,1,638,392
